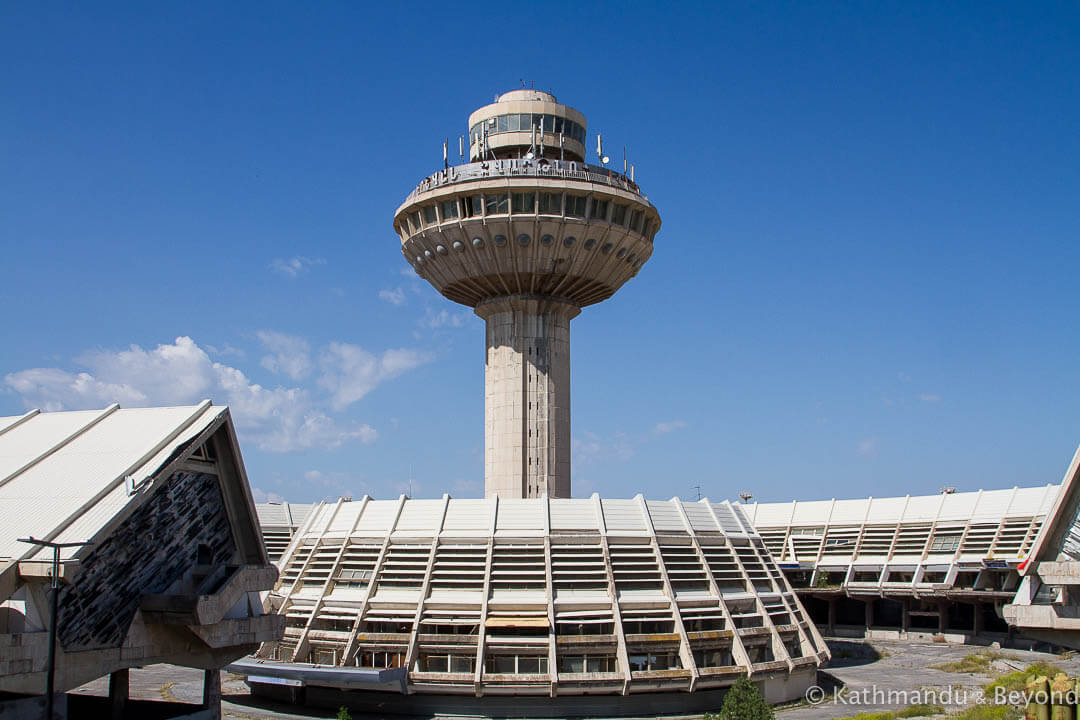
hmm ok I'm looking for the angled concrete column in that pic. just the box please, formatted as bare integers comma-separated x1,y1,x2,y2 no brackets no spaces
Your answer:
203,669,221,720
108,669,128,720
476,295,579,499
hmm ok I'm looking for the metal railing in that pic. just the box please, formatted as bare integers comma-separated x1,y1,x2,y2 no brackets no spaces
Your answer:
405,159,644,203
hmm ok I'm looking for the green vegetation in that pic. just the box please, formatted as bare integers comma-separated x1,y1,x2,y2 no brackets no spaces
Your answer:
336,706,352,720
832,703,945,719
929,651,1014,674
983,661,1066,696
945,705,1023,720
896,704,946,717
706,675,775,720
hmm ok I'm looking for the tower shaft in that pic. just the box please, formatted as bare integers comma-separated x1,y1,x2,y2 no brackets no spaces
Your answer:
477,296,579,498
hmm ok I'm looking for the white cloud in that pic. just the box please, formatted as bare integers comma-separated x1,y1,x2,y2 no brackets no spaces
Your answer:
423,308,470,329
653,420,688,435
919,393,941,403
379,287,407,306
400,266,419,279
257,330,312,380
4,336,374,453
318,343,432,411
857,437,879,458
269,256,326,278
252,487,285,503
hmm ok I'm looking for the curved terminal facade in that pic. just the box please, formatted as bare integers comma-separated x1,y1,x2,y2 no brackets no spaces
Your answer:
744,485,1058,642
251,495,828,706
394,90,661,500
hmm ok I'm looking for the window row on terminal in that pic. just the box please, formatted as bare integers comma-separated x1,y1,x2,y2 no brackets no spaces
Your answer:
400,192,655,241
471,113,586,146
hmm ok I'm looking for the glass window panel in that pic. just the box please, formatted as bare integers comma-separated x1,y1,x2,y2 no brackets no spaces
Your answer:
440,199,458,220
538,192,562,214
553,116,564,134
629,654,648,672
423,654,449,672
566,195,586,217
490,655,515,673
517,656,541,674
519,114,531,130
422,206,437,225
562,656,585,673
590,198,609,220
485,193,508,214
629,209,643,233
511,192,535,213
508,114,520,131
497,115,508,132
611,204,628,226
450,655,473,673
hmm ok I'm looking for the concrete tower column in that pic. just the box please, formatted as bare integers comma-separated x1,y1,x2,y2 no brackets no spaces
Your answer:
476,295,579,499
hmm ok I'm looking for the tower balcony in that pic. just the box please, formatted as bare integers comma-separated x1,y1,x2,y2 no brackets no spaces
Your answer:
394,159,661,309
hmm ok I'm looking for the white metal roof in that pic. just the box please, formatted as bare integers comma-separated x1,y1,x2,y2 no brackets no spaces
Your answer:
743,485,1059,529
0,402,229,567
273,494,759,541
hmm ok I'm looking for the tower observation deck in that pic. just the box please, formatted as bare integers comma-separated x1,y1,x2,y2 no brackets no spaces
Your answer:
394,90,661,499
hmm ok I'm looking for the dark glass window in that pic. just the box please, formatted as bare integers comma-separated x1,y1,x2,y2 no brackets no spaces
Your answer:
440,199,459,220
538,192,562,214
485,194,509,214
590,198,609,221
566,195,586,217
508,114,520,131
629,209,643,233
422,206,437,225
511,192,535,213
611,203,628,226
463,195,483,218
519,114,531,130
497,115,508,132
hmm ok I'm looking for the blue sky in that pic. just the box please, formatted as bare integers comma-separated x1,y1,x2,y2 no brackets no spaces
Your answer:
2,3,1078,504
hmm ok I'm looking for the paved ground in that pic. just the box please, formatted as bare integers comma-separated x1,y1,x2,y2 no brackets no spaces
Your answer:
779,639,1080,719
69,640,1080,719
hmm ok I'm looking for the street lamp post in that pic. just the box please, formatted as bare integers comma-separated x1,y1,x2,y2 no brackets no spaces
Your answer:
17,536,92,720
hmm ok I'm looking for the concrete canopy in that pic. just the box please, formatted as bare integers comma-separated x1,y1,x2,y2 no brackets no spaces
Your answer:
0,402,283,696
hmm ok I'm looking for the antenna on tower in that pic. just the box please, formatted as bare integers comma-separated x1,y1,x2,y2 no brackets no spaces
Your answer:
596,132,603,164
623,146,627,175
459,135,464,164
693,484,702,501
738,491,754,503
443,138,448,169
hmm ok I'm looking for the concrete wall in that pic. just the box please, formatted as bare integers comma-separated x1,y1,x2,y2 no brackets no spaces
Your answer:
477,296,577,499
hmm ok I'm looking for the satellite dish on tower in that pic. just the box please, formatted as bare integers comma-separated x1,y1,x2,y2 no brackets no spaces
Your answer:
602,156,610,165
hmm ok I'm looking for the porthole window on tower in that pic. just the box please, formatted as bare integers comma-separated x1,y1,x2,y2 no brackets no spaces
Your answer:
538,192,562,214
566,195,586,218
511,192,535,213
485,194,509,215
440,199,459,221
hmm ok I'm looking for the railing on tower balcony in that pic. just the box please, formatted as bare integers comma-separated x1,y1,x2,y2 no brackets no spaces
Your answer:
405,159,644,202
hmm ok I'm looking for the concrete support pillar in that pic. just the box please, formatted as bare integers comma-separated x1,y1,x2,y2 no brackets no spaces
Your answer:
864,599,874,631
938,601,947,634
476,295,580,499
202,669,221,720
972,602,983,636
108,669,128,720
827,597,837,636
901,599,910,633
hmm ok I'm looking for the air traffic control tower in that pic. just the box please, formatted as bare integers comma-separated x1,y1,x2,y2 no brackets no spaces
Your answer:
394,90,661,499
